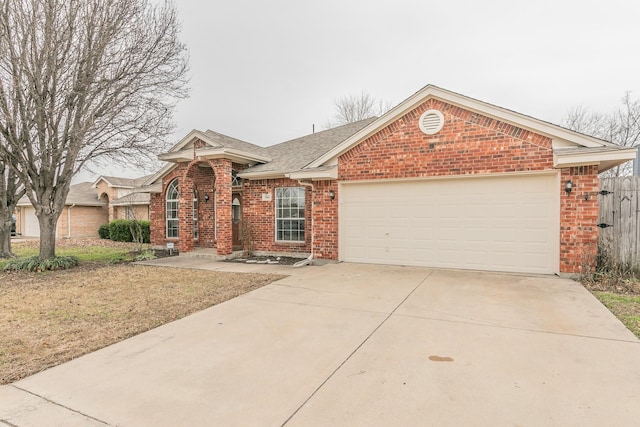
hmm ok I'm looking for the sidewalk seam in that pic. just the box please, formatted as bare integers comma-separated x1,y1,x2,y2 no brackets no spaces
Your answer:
10,385,111,426
280,270,434,426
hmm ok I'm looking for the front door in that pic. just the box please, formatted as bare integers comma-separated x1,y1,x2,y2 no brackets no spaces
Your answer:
232,194,242,250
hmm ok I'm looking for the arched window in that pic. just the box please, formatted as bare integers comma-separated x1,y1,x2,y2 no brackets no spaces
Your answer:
166,179,179,238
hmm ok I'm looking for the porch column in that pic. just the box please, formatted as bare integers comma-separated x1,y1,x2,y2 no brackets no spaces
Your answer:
178,174,194,253
211,159,233,255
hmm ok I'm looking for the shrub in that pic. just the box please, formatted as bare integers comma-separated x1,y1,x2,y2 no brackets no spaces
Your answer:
98,224,110,239
4,255,79,272
109,219,133,242
108,219,151,243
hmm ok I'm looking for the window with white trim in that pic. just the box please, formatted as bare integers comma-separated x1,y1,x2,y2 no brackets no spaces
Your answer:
275,187,305,242
166,179,179,238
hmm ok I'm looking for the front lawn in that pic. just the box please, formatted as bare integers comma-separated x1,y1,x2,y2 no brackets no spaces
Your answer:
0,239,284,384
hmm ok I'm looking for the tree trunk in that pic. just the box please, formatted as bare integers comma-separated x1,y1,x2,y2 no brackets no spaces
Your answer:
0,215,14,258
38,213,59,260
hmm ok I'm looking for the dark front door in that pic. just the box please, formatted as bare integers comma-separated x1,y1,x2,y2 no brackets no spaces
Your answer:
232,194,242,250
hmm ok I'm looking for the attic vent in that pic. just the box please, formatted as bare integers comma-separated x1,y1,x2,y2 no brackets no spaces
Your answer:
419,109,444,135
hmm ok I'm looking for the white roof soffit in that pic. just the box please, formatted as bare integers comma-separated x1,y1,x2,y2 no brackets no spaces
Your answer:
308,85,614,168
554,147,637,173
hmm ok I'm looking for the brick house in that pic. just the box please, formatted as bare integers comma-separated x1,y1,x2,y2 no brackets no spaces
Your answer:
93,175,153,222
16,182,109,238
147,85,636,274
16,176,153,238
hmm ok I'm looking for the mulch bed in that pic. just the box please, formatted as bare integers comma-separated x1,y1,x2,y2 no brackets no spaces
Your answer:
226,255,307,266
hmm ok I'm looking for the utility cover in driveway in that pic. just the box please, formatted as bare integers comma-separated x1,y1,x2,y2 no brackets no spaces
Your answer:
339,173,559,274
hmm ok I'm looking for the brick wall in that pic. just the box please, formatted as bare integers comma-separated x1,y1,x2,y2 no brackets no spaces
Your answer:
339,99,553,181
95,181,117,222
57,206,108,238
242,178,312,255
560,166,599,273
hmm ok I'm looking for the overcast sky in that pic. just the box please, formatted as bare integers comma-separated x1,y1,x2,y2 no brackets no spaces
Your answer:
79,0,640,181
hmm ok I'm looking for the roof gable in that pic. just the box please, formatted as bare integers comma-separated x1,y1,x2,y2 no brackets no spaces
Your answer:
308,85,634,172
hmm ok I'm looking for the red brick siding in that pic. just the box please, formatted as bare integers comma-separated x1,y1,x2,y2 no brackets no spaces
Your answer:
242,178,311,254
312,180,339,259
339,99,553,181
559,166,599,273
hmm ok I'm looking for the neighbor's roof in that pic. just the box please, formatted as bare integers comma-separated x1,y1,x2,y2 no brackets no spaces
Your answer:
17,182,104,207
240,118,377,177
93,174,154,189
111,192,151,206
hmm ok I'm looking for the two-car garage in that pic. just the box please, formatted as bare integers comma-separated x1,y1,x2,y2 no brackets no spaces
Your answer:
339,173,559,274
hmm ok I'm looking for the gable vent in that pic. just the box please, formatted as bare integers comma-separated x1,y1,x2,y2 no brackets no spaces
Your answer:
419,109,444,135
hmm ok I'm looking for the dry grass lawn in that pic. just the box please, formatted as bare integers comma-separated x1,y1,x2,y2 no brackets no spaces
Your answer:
0,262,284,384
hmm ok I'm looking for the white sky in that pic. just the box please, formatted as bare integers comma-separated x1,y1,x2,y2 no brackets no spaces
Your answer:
77,0,640,181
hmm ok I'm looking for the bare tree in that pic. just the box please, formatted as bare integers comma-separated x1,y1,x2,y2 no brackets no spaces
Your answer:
326,91,392,127
563,92,640,177
0,0,189,260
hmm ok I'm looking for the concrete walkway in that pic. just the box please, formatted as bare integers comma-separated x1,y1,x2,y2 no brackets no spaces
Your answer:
1,262,639,426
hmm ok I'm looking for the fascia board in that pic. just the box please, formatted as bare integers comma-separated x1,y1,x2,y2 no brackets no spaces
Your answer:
158,148,193,162
196,147,272,164
146,163,178,185
287,167,338,181
238,170,289,180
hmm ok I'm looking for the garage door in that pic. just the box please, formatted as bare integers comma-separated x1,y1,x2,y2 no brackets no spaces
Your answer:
23,207,40,237
339,174,558,274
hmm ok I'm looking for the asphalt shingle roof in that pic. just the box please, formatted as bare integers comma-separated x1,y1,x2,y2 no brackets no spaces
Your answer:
243,118,377,174
204,130,271,158
99,175,154,188
17,182,104,207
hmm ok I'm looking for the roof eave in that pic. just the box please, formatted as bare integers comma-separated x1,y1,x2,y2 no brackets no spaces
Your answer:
196,147,271,164
287,167,338,181
238,170,290,180
554,148,637,173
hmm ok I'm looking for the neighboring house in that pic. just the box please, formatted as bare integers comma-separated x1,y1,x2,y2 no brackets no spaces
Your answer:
147,85,636,275
93,175,154,222
16,182,108,238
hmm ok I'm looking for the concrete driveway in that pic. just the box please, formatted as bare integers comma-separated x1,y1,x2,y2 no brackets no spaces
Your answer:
1,263,639,426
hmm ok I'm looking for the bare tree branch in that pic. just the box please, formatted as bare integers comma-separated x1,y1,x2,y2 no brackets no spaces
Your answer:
563,92,640,177
325,91,391,128
0,0,189,260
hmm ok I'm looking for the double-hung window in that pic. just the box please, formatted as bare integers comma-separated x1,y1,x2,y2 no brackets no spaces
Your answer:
275,187,305,242
166,179,179,238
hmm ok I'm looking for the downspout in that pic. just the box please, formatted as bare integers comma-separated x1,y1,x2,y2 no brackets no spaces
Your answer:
67,204,76,239
295,180,314,267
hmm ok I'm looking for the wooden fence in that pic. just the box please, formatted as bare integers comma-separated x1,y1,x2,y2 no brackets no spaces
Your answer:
598,176,640,267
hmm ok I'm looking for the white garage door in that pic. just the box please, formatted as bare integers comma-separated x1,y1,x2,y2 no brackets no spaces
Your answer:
339,174,559,274
23,207,40,237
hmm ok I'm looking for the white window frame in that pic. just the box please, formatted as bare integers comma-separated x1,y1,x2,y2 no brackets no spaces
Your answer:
275,187,305,242
166,179,179,238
